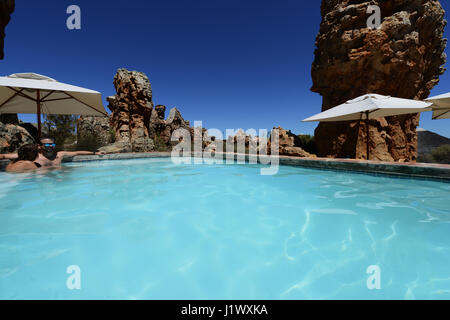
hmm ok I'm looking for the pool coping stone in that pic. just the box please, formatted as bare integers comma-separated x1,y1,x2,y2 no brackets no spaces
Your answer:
1,152,449,181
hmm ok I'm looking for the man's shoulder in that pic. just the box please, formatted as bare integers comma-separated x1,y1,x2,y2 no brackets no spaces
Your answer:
6,161,37,172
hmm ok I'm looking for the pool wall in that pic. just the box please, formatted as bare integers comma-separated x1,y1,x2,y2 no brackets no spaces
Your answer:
2,152,448,181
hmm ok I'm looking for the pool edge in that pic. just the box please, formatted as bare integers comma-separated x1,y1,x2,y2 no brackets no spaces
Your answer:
1,152,449,181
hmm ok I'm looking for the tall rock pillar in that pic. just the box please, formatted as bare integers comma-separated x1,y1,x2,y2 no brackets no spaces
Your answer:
311,0,447,161
108,69,154,152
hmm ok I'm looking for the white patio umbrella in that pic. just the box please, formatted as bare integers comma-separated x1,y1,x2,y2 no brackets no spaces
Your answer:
425,92,450,119
0,73,108,139
302,94,432,160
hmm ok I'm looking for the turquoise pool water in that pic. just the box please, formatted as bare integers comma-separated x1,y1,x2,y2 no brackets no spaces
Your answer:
0,158,449,299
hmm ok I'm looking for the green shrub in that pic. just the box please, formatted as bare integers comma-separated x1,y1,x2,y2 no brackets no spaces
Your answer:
417,153,433,163
431,144,450,164
76,131,102,152
108,128,116,144
297,134,316,154
153,134,169,152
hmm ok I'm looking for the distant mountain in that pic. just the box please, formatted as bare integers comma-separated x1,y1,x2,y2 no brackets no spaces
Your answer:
417,128,450,155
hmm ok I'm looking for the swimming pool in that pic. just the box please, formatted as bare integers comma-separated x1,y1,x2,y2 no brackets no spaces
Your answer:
0,158,449,299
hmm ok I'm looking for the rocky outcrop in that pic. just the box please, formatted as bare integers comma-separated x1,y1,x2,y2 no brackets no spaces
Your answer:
77,116,112,148
149,105,170,143
98,141,132,154
275,127,312,157
108,69,154,152
0,0,14,59
226,129,259,154
227,129,252,145
166,107,190,131
0,121,34,153
106,69,191,153
311,0,447,161
223,127,312,157
149,106,190,145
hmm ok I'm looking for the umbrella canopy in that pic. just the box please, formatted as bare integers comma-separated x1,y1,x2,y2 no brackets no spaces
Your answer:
302,94,432,122
0,73,107,116
0,73,108,139
302,94,432,160
425,92,450,120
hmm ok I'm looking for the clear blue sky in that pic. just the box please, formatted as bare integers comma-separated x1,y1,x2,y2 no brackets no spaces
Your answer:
2,0,450,138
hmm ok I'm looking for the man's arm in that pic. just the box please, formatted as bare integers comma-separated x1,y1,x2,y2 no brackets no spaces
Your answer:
0,153,18,160
58,151,104,158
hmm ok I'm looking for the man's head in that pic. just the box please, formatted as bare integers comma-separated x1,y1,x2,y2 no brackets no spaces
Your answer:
17,144,39,162
39,135,57,160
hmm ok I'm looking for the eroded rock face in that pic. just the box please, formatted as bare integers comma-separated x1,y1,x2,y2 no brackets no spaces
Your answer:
274,127,312,157
311,0,447,161
107,69,191,152
149,105,170,143
0,122,34,153
108,69,154,152
0,0,14,60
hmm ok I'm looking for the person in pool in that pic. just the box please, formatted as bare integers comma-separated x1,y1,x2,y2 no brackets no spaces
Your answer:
35,136,105,167
0,136,105,167
5,144,41,172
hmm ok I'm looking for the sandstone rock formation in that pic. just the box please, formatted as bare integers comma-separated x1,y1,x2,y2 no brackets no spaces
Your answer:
226,129,260,154
98,141,132,154
223,127,312,157
0,0,14,60
107,69,154,152
227,129,251,145
105,69,191,153
155,107,191,144
149,105,170,143
275,127,312,158
311,0,447,161
0,121,34,153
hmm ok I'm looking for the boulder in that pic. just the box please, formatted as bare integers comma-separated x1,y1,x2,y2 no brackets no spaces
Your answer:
166,107,190,130
189,126,211,150
98,141,132,154
281,146,313,158
227,129,259,148
107,69,192,152
273,127,312,157
0,121,34,153
277,126,302,148
149,105,171,144
311,0,447,161
108,69,154,152
150,106,191,147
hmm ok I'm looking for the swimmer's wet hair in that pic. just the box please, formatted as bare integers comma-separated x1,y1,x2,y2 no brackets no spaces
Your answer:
39,135,55,143
16,144,39,162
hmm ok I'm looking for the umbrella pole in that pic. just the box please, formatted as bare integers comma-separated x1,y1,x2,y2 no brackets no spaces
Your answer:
366,111,370,160
37,89,41,141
